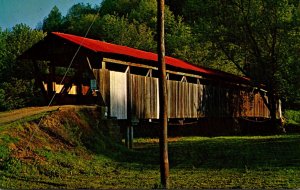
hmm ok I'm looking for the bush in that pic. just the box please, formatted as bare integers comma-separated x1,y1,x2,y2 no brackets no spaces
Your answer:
285,110,300,125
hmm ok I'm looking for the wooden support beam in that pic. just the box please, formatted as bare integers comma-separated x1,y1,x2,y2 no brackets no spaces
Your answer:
181,76,187,82
166,70,202,79
146,69,152,77
126,66,132,148
125,66,130,73
103,57,157,70
86,57,93,71
102,61,106,69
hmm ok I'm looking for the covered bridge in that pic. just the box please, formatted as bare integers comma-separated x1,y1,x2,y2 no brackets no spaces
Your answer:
20,32,281,134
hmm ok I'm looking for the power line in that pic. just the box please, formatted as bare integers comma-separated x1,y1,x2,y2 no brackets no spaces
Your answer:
25,5,101,152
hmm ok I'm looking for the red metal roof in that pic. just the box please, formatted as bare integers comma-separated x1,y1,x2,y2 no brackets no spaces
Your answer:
52,32,249,83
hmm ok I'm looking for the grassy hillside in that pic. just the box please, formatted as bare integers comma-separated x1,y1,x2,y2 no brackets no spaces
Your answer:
1,107,300,189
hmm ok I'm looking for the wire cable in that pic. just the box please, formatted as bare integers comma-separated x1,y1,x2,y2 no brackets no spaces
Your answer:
25,4,101,151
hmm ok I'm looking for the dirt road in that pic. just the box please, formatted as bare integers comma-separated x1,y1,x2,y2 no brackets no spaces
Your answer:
0,106,62,126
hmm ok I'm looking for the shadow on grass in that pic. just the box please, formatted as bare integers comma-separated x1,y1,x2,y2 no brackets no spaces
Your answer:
0,172,67,188
97,134,300,171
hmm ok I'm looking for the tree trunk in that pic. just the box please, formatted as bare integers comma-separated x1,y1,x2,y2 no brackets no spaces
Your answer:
157,0,170,188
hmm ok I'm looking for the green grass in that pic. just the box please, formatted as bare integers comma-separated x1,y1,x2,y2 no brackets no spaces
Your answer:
1,135,300,189
1,107,300,188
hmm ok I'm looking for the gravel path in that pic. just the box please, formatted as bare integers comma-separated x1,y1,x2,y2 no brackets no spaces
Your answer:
0,106,62,126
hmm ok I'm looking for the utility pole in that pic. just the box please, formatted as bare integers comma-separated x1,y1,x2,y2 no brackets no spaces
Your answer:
157,0,170,188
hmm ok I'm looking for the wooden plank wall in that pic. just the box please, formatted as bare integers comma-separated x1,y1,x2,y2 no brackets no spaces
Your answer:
109,71,127,119
240,91,270,118
167,81,200,118
130,74,159,119
93,69,110,106
93,69,271,120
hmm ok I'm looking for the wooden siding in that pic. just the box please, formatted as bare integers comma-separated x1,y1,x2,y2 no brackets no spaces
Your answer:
130,74,159,119
167,81,200,118
110,71,127,119
93,69,271,120
240,91,270,118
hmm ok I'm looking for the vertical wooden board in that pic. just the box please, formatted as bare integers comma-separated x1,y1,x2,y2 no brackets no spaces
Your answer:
198,84,203,117
150,78,156,119
151,77,157,118
140,76,145,118
193,84,199,118
110,71,127,119
138,76,143,118
145,76,151,118
93,69,110,108
187,84,192,118
127,70,132,122
180,82,185,118
183,82,187,118
186,83,191,118
135,75,141,118
167,80,171,118
189,84,194,118
131,74,145,119
130,75,136,117
173,81,181,118
241,91,245,117
168,81,173,118
176,81,180,118
254,93,258,117
184,83,189,118
178,81,183,118
171,81,177,118
154,78,159,119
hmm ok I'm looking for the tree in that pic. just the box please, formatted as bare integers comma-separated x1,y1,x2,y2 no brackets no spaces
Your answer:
191,0,299,127
62,3,98,34
98,15,156,51
0,28,8,77
0,24,45,110
100,0,140,17
42,6,63,32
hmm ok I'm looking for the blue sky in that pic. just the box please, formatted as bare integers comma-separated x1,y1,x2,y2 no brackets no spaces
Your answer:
0,0,102,29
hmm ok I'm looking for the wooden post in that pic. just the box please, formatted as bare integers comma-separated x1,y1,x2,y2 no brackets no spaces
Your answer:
48,63,55,96
125,126,130,148
157,0,170,188
76,62,83,104
126,66,133,149
129,125,133,149
33,61,48,102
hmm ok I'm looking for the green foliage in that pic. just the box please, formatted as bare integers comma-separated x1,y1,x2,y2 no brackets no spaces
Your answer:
169,0,300,110
285,110,300,125
0,24,45,111
100,0,140,17
98,15,156,51
1,0,299,110
42,6,63,32
0,78,35,111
